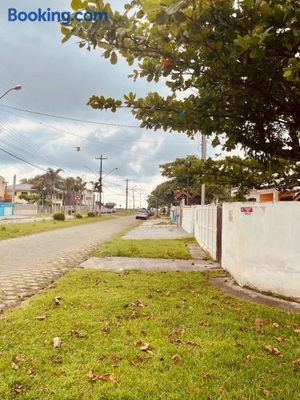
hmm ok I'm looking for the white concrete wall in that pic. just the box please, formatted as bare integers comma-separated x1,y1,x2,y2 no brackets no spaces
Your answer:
182,205,218,259
15,204,38,215
181,207,194,234
222,202,300,300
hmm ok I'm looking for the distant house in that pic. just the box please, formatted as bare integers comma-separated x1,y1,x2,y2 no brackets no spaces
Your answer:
0,176,8,201
52,188,64,208
82,189,94,207
6,184,65,207
231,186,300,202
6,183,37,204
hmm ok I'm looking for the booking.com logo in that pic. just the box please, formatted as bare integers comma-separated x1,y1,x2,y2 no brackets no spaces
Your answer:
8,8,109,24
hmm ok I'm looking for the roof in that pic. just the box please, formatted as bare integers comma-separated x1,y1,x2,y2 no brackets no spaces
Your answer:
6,184,35,191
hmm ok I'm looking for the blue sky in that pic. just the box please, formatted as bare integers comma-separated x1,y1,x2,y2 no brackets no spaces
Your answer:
0,0,207,206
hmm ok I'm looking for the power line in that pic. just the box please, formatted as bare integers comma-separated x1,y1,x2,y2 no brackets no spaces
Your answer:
0,105,193,146
0,104,141,129
0,120,58,167
0,107,164,157
0,118,76,175
0,145,46,172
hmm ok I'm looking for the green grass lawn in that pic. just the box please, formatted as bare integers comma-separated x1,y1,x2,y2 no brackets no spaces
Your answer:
0,270,299,399
93,238,195,259
0,215,124,241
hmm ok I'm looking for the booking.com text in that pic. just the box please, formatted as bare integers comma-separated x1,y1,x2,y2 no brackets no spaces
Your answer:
8,8,109,24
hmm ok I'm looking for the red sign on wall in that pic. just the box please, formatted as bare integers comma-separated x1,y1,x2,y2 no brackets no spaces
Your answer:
241,207,253,215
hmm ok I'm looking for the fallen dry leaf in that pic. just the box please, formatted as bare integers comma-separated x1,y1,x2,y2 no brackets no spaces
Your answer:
52,337,62,348
15,354,26,362
12,384,27,394
27,367,35,377
294,328,300,335
292,359,300,366
263,344,282,356
72,330,87,338
111,354,122,363
171,354,182,363
54,296,61,305
11,361,19,370
186,340,198,347
276,336,286,343
239,326,248,332
272,323,280,328
131,300,146,307
262,388,271,397
129,356,151,366
169,337,198,347
101,324,110,336
254,318,268,326
99,373,119,383
200,372,210,380
35,315,46,321
218,385,225,394
140,343,153,355
245,355,254,362
87,371,98,382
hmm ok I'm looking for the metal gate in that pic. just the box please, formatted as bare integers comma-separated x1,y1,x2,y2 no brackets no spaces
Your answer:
216,205,223,263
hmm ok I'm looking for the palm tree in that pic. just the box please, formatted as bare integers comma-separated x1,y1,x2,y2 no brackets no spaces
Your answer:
45,168,64,196
63,176,87,206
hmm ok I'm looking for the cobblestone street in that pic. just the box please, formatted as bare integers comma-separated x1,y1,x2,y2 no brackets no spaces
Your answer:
0,216,134,311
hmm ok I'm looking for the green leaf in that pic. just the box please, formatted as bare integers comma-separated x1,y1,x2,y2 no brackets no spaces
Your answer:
283,69,293,79
127,54,134,66
61,27,71,36
166,1,185,16
260,2,272,17
61,33,72,44
71,0,82,11
156,12,168,25
174,11,186,22
110,51,118,65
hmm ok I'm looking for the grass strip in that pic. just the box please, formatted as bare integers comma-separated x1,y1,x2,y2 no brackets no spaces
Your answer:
93,238,196,259
0,269,299,399
0,214,128,241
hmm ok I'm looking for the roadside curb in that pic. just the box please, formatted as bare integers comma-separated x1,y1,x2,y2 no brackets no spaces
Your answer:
210,277,300,313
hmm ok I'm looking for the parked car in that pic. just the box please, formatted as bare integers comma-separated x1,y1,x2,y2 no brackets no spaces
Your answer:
135,208,149,220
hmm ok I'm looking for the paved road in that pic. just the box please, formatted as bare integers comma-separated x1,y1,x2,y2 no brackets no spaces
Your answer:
0,216,134,311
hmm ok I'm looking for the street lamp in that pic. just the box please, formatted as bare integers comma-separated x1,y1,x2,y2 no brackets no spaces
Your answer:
0,85,22,100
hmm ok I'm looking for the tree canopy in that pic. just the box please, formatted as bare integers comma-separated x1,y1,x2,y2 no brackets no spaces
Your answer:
158,155,300,202
64,0,300,165
147,180,178,208
21,169,88,206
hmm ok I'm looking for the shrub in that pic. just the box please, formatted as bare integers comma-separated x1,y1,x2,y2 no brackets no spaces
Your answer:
75,213,83,219
87,211,97,217
53,212,66,221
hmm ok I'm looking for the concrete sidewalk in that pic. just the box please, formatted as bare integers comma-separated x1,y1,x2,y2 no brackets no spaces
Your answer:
80,218,218,272
122,218,192,240
81,256,216,272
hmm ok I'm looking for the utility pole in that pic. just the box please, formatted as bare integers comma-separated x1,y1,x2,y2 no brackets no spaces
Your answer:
95,155,107,214
125,179,129,210
131,187,136,209
12,174,16,215
201,134,207,205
